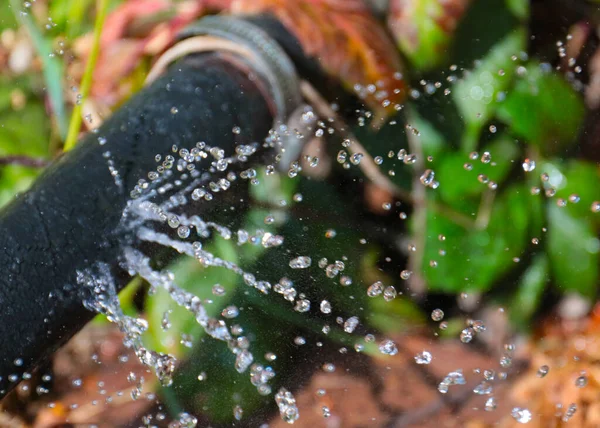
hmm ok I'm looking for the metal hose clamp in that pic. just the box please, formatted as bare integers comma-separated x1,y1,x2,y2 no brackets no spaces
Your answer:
146,15,302,126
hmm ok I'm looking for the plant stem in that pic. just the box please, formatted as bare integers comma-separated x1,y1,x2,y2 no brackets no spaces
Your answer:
64,0,109,151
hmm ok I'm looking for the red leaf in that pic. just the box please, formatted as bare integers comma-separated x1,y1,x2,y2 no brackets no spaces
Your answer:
231,0,406,119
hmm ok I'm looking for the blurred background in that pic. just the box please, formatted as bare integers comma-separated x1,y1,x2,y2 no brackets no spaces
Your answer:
1,0,600,426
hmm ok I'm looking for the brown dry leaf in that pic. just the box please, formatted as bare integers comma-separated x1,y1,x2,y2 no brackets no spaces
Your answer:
231,0,406,120
73,0,216,108
76,0,406,118
496,304,600,427
268,334,513,428
33,324,154,428
269,371,390,428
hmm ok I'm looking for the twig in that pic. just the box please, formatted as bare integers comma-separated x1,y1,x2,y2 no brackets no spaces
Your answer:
405,111,427,296
300,81,412,201
475,189,495,230
300,81,475,230
0,155,49,168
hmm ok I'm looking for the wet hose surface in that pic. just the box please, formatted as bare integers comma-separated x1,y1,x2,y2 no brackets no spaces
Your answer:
0,54,273,397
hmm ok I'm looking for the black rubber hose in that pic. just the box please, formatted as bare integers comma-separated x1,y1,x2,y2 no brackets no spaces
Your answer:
0,53,273,398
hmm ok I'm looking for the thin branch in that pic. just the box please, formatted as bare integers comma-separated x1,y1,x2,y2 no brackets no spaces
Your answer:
300,81,412,201
0,155,49,168
405,112,427,296
300,81,475,230
475,189,495,230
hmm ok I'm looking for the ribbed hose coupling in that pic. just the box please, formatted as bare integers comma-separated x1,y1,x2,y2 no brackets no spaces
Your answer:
147,15,303,127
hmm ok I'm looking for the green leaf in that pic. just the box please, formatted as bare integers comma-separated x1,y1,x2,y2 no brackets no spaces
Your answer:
0,100,50,157
49,0,95,38
144,238,240,356
453,28,526,151
389,0,471,71
410,108,448,158
496,63,585,154
542,160,600,223
0,165,39,208
0,1,17,29
547,204,599,298
368,297,425,334
506,0,529,20
422,184,532,292
437,135,520,204
510,254,549,328
250,167,296,207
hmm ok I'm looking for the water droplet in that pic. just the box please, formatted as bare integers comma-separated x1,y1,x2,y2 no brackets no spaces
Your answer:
460,328,474,343
169,412,198,428
414,351,432,365
367,281,384,297
431,309,444,321
481,152,492,163
221,306,239,319
536,365,549,378
235,349,253,373
289,256,311,269
275,388,299,424
294,299,311,313
339,275,352,286
383,286,397,301
438,370,466,393
320,300,332,314
511,407,532,424
500,355,512,368
420,169,435,186
167,215,180,229
472,320,486,333
575,373,588,388
473,381,493,395
563,403,577,422
344,316,359,333
350,153,363,165
177,225,190,239
485,397,497,412
378,339,398,355
592,201,600,213
233,405,243,421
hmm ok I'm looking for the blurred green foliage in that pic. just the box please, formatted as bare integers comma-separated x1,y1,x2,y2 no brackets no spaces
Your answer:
0,0,599,424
